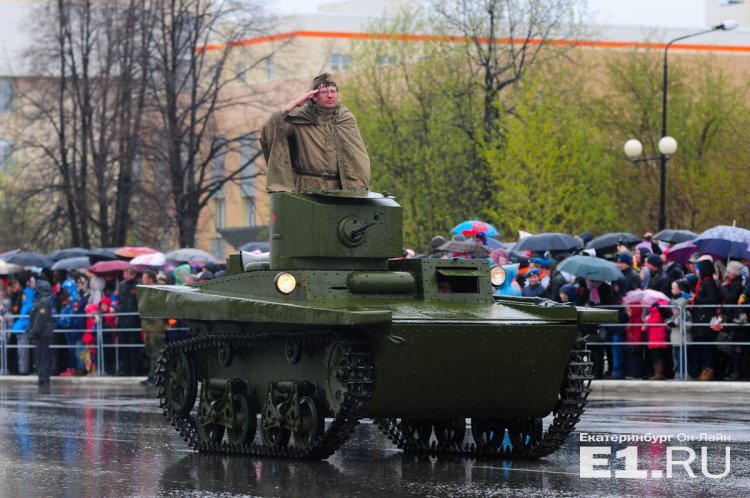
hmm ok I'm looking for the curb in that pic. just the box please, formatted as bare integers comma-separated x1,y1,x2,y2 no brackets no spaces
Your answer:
591,379,750,394
2,376,749,392
0,375,149,385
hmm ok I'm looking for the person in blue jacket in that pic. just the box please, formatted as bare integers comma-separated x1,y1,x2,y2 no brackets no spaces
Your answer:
12,277,36,375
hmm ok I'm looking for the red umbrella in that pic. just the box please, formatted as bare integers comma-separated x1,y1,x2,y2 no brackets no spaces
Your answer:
90,259,131,275
116,246,158,259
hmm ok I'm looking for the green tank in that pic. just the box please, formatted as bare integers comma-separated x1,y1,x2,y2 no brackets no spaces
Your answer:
138,190,613,460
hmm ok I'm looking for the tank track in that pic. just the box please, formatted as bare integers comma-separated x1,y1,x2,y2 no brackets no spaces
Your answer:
155,330,374,460
375,347,593,459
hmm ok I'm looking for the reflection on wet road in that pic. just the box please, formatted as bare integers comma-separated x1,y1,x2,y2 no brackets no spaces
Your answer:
0,383,748,497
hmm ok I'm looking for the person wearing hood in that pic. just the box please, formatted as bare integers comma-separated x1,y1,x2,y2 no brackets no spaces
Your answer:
261,73,370,192
173,264,191,286
691,258,721,380
27,280,56,386
494,264,522,297
89,275,106,305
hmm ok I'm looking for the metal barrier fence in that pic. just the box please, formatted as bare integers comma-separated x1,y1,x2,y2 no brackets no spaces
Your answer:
2,304,749,379
583,303,750,379
0,312,184,377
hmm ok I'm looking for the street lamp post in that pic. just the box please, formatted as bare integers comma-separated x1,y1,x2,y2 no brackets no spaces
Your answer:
624,20,738,231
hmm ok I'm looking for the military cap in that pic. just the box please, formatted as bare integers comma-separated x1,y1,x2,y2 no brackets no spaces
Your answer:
311,73,336,90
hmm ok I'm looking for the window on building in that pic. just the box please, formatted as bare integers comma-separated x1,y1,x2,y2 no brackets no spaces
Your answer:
211,138,227,198
379,55,396,66
239,134,257,198
214,197,226,229
0,140,14,172
211,237,226,260
330,53,351,72
267,56,275,81
236,61,247,83
245,198,256,227
0,80,12,113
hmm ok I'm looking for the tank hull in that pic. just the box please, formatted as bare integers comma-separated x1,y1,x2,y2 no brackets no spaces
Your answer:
369,320,576,419
140,191,612,460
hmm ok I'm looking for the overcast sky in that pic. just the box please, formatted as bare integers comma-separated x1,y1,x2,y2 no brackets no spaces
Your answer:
271,0,707,28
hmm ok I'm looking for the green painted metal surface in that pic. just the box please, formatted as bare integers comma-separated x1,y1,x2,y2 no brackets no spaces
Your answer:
139,190,617,421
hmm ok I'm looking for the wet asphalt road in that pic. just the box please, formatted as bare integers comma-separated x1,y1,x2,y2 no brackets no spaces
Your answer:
0,380,748,497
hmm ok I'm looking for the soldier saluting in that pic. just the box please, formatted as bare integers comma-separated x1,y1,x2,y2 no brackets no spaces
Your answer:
261,73,370,192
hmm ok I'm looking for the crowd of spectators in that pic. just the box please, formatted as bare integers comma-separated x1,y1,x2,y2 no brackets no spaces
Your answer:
0,263,221,383
3,229,749,383
419,231,750,382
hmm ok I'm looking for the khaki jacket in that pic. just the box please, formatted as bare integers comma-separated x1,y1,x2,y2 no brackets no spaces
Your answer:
261,102,370,192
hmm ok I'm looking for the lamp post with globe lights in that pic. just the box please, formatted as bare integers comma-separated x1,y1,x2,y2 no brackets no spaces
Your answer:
624,20,738,231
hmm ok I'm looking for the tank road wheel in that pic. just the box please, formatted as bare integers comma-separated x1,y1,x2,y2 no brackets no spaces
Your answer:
165,353,197,415
434,418,466,446
261,407,291,448
227,392,257,445
471,418,505,450
197,394,226,444
217,342,233,367
400,419,432,445
325,342,348,414
507,417,543,449
293,396,324,450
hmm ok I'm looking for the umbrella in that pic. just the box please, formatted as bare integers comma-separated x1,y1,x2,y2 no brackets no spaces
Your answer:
4,251,53,268
116,246,158,259
90,259,131,275
486,237,505,250
48,247,89,262
130,252,167,267
88,248,119,263
623,289,670,306
451,219,500,237
665,241,700,265
514,233,581,253
0,260,22,274
239,241,271,253
585,232,641,252
438,240,492,258
51,256,91,271
165,248,218,264
693,225,750,260
0,249,19,259
653,229,697,245
556,255,624,282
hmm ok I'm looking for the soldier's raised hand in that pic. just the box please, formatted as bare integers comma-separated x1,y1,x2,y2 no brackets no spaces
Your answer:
285,89,319,112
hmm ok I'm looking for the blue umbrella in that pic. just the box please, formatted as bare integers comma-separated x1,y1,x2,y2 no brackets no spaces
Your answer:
450,219,500,237
557,255,624,282
693,225,750,259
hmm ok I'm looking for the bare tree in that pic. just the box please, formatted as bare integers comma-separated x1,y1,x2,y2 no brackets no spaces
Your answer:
430,0,587,136
142,0,275,247
18,0,152,248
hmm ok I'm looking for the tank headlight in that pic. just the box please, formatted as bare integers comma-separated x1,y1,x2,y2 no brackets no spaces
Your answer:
490,266,506,287
274,272,297,294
